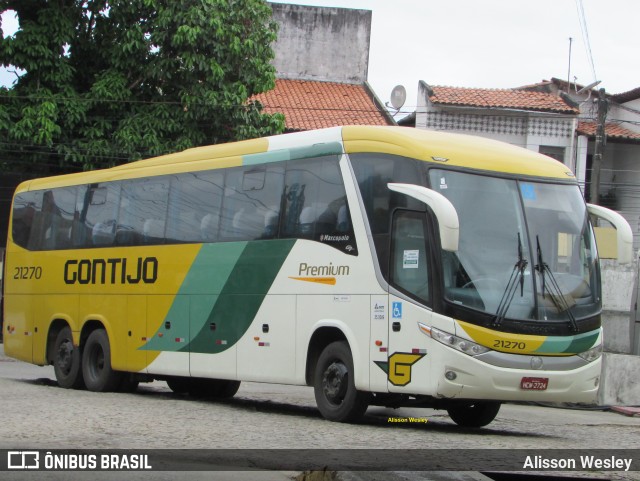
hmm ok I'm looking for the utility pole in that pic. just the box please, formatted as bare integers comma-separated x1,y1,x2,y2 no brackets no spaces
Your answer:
590,87,608,205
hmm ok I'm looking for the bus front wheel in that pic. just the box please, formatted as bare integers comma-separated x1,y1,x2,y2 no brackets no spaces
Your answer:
53,326,84,389
446,401,501,428
314,341,370,422
82,329,123,392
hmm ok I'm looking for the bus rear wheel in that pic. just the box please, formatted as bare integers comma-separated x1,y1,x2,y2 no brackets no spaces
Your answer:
446,401,501,428
314,341,370,422
53,326,84,389
188,379,241,399
166,376,191,394
82,329,123,392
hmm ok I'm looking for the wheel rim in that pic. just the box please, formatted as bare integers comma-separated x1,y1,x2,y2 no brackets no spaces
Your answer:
322,361,349,405
57,339,74,375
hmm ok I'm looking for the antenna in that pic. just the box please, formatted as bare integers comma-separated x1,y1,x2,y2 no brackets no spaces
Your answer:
567,37,572,87
386,85,406,112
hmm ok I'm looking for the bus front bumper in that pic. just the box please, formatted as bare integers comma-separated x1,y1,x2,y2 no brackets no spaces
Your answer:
432,348,601,404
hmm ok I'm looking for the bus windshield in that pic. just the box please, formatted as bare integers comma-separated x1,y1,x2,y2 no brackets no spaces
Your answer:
430,169,600,323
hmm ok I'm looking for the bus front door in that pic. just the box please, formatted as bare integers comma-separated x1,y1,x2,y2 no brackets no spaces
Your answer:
386,209,433,393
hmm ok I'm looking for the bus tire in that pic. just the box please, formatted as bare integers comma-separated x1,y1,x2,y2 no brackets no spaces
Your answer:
82,329,123,392
188,379,241,399
214,380,241,398
166,376,191,394
52,326,84,390
314,341,369,422
118,373,139,393
446,401,501,428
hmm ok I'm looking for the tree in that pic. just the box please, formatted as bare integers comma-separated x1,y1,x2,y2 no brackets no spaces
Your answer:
0,0,285,173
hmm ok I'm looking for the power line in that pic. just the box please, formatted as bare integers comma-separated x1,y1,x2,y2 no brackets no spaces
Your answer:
575,0,598,83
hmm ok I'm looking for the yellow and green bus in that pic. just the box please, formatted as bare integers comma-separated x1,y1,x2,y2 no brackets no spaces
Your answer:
2,126,632,427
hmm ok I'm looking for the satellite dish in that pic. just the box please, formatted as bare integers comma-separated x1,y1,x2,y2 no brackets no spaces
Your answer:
577,80,601,94
390,85,407,110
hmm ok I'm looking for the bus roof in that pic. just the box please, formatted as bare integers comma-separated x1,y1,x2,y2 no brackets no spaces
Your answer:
342,126,574,180
18,126,574,192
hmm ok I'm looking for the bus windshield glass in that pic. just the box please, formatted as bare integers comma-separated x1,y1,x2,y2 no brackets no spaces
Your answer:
430,169,600,323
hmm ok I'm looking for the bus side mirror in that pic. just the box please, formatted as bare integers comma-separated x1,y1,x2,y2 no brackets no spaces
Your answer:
388,183,459,252
587,203,633,264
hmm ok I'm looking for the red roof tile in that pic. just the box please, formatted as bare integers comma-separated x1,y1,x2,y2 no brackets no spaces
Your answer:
428,86,579,114
253,79,392,131
577,121,640,141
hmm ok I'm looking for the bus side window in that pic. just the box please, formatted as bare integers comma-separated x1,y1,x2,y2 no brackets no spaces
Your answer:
39,187,77,250
72,185,91,248
11,191,42,250
166,171,224,243
350,153,423,235
84,183,120,247
220,164,284,241
118,177,169,246
282,156,355,252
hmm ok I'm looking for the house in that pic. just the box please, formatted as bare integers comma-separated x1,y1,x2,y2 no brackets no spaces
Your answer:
409,81,579,163
521,79,640,253
405,78,640,254
259,3,394,131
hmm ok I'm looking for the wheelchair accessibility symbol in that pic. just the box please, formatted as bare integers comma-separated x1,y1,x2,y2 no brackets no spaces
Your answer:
392,302,402,319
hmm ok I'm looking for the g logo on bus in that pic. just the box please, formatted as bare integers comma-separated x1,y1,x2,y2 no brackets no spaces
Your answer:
374,352,425,386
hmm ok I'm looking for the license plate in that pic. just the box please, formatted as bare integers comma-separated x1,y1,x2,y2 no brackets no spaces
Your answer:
520,377,548,390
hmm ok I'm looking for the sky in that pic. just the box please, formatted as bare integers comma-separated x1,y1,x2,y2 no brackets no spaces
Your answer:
2,0,639,112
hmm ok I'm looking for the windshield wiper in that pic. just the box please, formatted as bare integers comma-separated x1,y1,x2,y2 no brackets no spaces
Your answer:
535,236,579,332
493,233,528,327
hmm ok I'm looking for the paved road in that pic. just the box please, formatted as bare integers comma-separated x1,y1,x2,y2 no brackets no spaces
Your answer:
1,344,639,481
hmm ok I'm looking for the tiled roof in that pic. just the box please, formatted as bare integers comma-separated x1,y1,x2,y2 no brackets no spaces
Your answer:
577,121,640,142
428,86,579,114
612,87,640,104
252,79,392,131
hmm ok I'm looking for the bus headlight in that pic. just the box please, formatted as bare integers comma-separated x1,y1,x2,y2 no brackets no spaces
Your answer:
419,323,489,356
577,342,603,362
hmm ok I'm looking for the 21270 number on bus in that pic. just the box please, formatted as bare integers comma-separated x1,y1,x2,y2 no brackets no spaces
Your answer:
13,266,43,280
493,339,527,350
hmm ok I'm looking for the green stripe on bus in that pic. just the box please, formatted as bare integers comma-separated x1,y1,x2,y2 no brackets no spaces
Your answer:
243,142,343,166
535,330,599,354
185,239,296,354
564,330,599,354
141,242,246,352
142,239,295,353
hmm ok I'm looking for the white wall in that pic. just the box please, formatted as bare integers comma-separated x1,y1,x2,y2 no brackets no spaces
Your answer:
610,143,640,252
270,3,371,84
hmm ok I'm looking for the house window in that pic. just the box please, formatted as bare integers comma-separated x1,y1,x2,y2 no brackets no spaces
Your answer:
539,146,566,164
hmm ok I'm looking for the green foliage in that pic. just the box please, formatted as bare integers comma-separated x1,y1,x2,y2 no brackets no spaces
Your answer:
0,0,284,173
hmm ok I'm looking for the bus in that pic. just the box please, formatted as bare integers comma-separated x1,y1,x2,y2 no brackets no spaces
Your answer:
2,126,633,427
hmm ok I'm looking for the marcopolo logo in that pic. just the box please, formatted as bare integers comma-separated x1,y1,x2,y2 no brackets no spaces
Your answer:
320,234,350,242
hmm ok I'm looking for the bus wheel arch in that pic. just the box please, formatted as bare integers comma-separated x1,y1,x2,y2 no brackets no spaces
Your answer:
313,340,371,422
49,321,84,390
305,326,348,386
